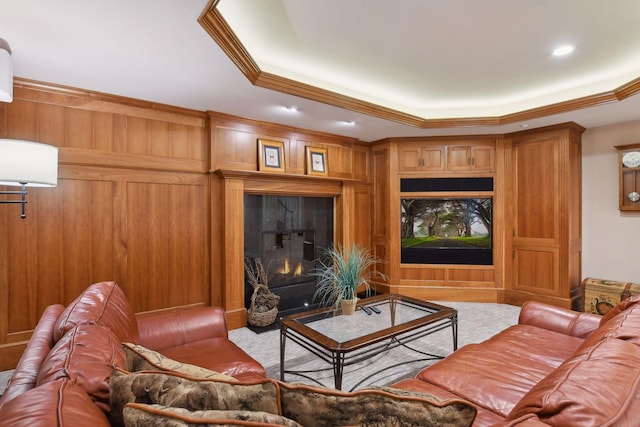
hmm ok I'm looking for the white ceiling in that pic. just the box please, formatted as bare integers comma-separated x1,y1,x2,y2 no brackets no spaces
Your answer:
2,0,640,142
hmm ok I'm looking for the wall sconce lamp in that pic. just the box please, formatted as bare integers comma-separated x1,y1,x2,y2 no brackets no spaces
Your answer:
0,139,59,218
0,37,12,102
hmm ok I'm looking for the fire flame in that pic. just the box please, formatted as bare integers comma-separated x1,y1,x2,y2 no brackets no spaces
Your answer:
279,259,303,276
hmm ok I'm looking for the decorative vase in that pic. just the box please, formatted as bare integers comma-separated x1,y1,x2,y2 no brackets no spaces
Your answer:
340,298,358,315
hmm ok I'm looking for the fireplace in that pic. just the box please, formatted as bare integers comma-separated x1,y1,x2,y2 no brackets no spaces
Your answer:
244,195,334,317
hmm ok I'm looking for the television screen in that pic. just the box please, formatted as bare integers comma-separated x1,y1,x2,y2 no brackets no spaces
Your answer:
401,198,492,265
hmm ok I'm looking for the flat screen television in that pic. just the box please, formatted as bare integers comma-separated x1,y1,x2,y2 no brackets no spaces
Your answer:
401,197,492,265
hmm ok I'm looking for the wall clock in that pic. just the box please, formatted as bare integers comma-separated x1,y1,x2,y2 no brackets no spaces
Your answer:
622,151,640,168
615,144,640,211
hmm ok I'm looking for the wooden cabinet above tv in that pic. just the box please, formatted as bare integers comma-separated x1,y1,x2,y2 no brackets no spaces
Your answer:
397,139,496,174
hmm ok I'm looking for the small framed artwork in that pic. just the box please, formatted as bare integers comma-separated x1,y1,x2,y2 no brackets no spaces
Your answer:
305,146,328,176
258,139,285,173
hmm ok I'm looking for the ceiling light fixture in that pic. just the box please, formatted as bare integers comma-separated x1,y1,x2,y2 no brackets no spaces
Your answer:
0,139,59,218
0,37,13,102
342,120,356,126
284,105,298,112
552,45,575,57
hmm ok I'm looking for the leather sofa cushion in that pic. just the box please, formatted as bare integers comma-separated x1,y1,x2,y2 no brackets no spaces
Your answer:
137,306,229,350
0,378,110,426
53,281,140,344
109,369,279,427
0,304,65,406
416,324,583,417
123,403,302,427
122,342,237,381
577,304,640,353
159,337,267,381
507,338,640,426
37,324,126,413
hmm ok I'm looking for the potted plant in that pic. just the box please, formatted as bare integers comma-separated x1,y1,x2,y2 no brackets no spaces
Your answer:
311,244,385,315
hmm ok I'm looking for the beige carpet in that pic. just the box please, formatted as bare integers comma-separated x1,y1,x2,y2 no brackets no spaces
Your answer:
0,301,520,396
229,301,521,391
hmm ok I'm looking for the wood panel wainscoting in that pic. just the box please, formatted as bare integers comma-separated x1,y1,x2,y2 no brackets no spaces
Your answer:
0,79,212,370
0,80,371,369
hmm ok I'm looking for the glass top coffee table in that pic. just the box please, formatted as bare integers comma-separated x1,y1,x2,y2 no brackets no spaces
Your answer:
280,294,457,391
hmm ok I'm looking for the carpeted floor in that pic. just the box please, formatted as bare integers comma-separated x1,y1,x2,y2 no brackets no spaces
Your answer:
0,301,520,396
228,301,521,391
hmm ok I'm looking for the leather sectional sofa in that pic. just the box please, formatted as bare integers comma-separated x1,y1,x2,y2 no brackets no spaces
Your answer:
2,280,640,426
393,297,640,426
0,281,266,426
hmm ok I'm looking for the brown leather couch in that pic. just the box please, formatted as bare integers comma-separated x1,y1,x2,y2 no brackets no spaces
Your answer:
0,281,266,426
393,296,640,426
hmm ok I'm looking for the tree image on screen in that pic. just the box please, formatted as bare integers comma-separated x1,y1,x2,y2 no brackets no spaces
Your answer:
401,198,491,249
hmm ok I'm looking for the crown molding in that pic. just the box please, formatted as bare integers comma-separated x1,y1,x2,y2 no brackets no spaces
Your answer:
199,2,640,130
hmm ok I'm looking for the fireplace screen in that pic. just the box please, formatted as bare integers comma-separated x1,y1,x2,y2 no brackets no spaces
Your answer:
244,195,334,316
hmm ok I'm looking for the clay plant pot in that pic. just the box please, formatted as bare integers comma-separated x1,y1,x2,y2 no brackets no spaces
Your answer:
340,298,358,315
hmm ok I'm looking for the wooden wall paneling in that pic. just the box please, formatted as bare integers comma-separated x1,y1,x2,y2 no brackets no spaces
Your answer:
353,183,372,250
0,80,211,369
2,187,65,340
58,176,117,302
12,79,207,128
287,138,305,175
514,138,558,240
372,146,389,240
352,144,370,182
506,123,584,309
335,182,371,249
6,99,38,141
125,175,209,313
325,142,352,179
209,174,224,307
208,111,363,179
221,177,247,329
493,137,507,299
334,183,349,247
0,101,7,135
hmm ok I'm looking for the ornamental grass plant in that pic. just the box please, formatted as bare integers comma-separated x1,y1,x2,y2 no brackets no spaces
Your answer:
311,244,385,309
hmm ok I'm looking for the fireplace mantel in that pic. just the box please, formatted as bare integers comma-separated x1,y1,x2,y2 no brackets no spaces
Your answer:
215,169,363,183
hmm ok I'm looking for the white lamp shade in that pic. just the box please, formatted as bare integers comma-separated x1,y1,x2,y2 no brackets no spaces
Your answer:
0,139,58,187
0,43,12,103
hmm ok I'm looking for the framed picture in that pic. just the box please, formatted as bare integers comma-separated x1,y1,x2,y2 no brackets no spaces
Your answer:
258,139,285,173
305,146,328,176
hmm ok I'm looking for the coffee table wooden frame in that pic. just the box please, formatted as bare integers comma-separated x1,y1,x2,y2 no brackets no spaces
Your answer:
280,294,457,391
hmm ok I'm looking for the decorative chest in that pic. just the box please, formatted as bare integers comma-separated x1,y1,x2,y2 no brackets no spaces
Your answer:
582,277,640,315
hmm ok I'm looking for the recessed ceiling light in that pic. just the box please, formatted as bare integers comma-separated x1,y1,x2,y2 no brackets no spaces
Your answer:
520,124,529,128
284,105,298,112
342,120,356,126
552,45,575,57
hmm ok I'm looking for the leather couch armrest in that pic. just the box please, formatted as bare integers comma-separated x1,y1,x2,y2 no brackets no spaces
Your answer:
0,304,66,407
136,306,229,351
518,301,601,339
